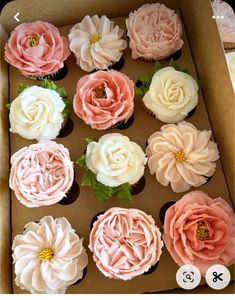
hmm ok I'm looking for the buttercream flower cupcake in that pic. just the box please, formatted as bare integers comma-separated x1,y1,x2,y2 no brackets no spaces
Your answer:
141,66,199,123
68,15,127,72
89,207,163,280
4,21,70,80
12,216,88,293
146,122,219,193
9,141,74,207
73,70,134,130
9,81,71,141
77,133,147,203
126,3,183,61
225,51,235,92
212,0,235,49
163,191,235,275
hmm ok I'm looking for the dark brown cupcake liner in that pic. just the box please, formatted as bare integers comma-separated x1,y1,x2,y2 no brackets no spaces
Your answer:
26,64,68,81
58,117,74,138
58,177,80,206
90,55,125,73
223,42,235,50
109,114,134,130
131,176,146,195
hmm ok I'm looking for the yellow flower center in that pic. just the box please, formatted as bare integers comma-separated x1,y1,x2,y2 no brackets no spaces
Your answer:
28,36,40,47
196,221,211,241
95,85,107,98
175,150,187,163
89,33,100,44
39,248,54,261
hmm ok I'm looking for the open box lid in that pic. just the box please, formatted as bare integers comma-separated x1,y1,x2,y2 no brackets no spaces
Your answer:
0,0,234,294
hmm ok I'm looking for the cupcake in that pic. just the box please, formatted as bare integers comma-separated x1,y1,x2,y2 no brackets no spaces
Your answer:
212,0,235,50
146,122,219,193
73,70,134,130
225,51,235,92
140,66,199,123
77,133,147,203
9,80,71,141
12,216,88,293
4,21,70,80
126,3,183,61
89,207,163,280
163,191,235,275
9,141,74,207
68,15,127,72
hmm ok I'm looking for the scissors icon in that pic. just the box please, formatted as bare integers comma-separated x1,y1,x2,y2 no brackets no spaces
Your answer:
212,272,223,282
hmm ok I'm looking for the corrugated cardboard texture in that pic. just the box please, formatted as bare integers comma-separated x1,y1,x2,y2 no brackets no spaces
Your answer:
8,15,234,293
181,0,235,202
0,24,12,294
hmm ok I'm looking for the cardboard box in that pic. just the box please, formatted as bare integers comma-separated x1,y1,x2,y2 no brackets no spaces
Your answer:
0,0,234,294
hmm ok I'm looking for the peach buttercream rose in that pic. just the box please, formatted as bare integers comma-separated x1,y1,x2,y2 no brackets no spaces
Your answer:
89,207,163,280
126,3,183,60
12,216,88,293
163,191,235,275
4,21,70,77
73,70,134,130
146,122,219,193
9,141,74,207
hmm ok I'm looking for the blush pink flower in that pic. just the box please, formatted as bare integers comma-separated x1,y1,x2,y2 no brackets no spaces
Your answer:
4,21,70,77
9,141,74,207
89,207,163,280
73,70,134,130
126,3,183,60
163,191,235,275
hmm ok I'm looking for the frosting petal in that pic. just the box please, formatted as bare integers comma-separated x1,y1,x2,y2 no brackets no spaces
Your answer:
12,216,88,294
9,141,74,207
89,207,163,280
163,191,235,275
146,121,219,193
126,3,183,60
68,15,127,72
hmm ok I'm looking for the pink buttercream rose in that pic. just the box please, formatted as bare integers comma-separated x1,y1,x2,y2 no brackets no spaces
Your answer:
212,0,235,43
73,70,134,130
4,21,70,76
163,191,235,275
126,3,183,60
89,207,163,280
9,141,74,207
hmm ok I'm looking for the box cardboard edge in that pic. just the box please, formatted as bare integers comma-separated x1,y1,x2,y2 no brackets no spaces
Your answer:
0,24,12,294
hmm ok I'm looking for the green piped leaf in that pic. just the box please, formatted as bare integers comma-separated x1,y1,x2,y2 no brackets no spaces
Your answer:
76,152,133,204
76,155,86,168
17,83,29,95
85,138,96,144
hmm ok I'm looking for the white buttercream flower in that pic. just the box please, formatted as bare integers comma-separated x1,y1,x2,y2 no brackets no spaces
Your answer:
143,67,199,123
10,86,65,141
12,216,88,294
68,15,127,72
86,133,147,187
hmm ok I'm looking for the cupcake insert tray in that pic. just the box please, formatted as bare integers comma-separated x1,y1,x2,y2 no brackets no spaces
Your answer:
0,0,234,294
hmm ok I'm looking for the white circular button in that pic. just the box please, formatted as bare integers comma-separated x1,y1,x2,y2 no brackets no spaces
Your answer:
205,264,231,290
176,264,201,290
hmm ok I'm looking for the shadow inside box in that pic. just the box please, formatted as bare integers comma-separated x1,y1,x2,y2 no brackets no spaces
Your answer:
58,180,80,205
72,267,87,285
58,117,74,138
